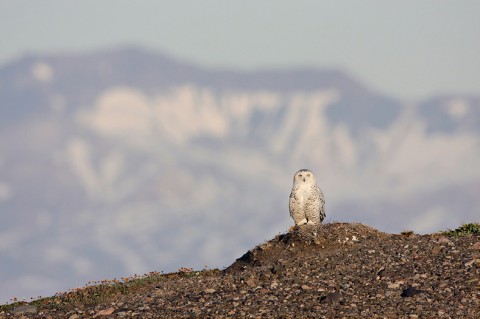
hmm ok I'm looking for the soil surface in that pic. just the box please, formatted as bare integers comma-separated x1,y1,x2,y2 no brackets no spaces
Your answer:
1,223,480,318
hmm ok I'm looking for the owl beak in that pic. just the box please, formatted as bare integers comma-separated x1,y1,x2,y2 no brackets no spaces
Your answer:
303,178,306,182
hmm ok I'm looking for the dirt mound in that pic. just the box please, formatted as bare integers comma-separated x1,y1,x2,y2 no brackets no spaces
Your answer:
226,222,386,273
2,222,480,318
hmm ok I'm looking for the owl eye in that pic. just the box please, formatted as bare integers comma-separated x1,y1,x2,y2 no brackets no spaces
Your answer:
307,174,310,177
298,174,302,177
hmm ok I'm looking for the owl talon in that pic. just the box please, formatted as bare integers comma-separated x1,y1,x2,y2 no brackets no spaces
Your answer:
297,219,308,226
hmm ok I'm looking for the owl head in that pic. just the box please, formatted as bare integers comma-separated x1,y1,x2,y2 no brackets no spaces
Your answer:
293,169,317,185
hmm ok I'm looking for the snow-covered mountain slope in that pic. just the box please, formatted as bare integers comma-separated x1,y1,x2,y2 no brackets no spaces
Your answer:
0,47,479,303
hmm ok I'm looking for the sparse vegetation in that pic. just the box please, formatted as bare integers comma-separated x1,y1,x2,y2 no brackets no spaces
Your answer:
0,270,216,313
440,222,480,237
0,273,156,312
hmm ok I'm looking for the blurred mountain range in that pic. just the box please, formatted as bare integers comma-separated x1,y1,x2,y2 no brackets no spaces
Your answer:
0,47,479,303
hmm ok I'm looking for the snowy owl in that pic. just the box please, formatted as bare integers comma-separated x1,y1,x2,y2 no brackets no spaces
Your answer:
289,169,325,226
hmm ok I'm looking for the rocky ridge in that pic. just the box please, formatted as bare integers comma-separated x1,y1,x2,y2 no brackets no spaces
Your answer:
1,222,480,318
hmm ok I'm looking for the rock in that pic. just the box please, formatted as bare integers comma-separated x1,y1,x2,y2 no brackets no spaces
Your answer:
321,291,342,304
431,245,443,255
437,237,451,244
378,268,396,278
388,283,400,289
245,277,256,287
464,259,480,267
401,286,424,297
470,242,480,250
204,288,216,294
94,307,115,317
11,305,37,315
68,315,79,319
301,284,312,291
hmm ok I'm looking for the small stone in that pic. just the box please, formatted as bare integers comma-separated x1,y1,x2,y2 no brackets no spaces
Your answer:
465,259,480,267
245,277,256,287
321,291,342,304
301,284,312,291
11,305,37,315
470,242,480,250
388,283,400,289
94,307,115,317
437,236,451,243
431,245,442,255
401,286,424,297
378,269,395,278
69,315,79,319
204,288,216,294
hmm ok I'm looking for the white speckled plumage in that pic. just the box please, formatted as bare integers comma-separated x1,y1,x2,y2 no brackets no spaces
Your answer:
289,169,325,226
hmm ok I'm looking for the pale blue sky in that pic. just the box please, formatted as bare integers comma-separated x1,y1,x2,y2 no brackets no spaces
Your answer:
1,0,479,99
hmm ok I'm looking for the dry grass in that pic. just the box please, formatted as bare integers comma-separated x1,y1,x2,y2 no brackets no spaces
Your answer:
0,269,218,313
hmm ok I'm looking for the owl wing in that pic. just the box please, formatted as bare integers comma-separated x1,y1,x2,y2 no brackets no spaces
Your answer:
289,187,305,225
305,185,325,224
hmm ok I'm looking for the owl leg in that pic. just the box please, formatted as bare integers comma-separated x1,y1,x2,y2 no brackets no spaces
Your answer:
306,220,316,225
297,218,308,226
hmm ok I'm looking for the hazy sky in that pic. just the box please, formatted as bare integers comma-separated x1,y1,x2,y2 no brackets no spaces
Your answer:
1,0,479,99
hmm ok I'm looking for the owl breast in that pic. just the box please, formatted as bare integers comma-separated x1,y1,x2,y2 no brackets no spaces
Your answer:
289,184,324,226
290,186,311,224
